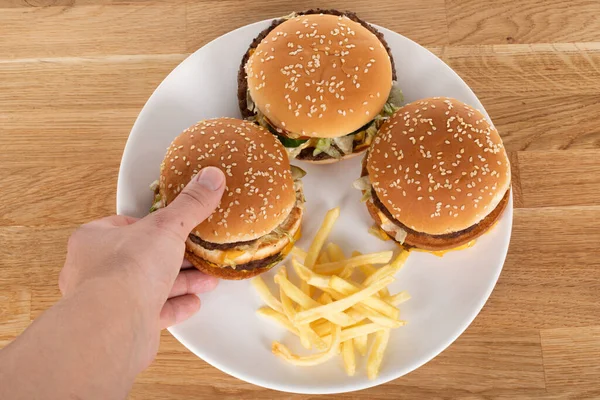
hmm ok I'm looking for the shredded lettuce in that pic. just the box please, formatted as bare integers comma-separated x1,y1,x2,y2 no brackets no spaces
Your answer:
149,194,162,213
352,175,371,191
313,138,331,156
290,165,307,180
332,136,354,155
149,180,159,192
246,90,257,113
361,188,373,202
387,85,404,107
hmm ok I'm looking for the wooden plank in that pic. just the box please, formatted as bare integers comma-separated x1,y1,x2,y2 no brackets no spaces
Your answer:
518,150,600,208
444,43,600,97
0,109,135,165
185,0,449,52
133,328,545,397
508,152,524,209
0,163,118,226
0,4,186,58
129,384,600,400
471,207,600,330
0,227,70,287
0,287,31,348
0,0,187,6
481,94,600,152
0,55,184,112
541,326,600,391
447,0,600,45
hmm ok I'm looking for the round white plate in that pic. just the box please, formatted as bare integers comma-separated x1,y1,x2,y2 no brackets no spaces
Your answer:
117,19,512,394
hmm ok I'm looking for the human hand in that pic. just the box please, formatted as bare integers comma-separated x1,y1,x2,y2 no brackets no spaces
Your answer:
59,167,226,330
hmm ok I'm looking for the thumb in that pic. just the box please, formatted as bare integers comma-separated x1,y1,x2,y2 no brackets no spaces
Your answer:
149,167,226,240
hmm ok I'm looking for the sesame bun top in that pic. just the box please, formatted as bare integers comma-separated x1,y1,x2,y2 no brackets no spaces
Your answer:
159,118,296,244
245,14,393,138
367,97,511,235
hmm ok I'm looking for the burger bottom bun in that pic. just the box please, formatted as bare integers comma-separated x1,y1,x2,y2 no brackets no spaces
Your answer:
298,148,365,164
185,251,275,280
367,189,510,251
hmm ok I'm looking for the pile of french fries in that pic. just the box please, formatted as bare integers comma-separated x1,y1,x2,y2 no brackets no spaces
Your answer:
252,207,411,379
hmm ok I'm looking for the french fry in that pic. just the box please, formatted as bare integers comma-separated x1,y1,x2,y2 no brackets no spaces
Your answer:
274,273,356,327
256,307,299,336
368,225,391,241
291,246,307,262
367,329,390,380
251,276,283,313
354,334,368,357
353,305,402,328
312,319,332,337
291,259,331,289
385,291,412,306
327,291,404,329
305,207,340,269
320,323,385,344
272,324,341,366
294,276,394,325
253,207,411,378
317,251,330,264
342,339,356,376
315,251,394,275
326,242,345,262
353,251,389,297
294,260,399,321
317,292,333,305
278,269,311,349
363,250,409,287
329,276,399,319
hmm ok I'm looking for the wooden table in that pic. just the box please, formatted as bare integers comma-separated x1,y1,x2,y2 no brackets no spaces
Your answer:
1,1,599,398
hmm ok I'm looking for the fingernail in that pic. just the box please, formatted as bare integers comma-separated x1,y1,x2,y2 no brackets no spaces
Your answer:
194,167,225,191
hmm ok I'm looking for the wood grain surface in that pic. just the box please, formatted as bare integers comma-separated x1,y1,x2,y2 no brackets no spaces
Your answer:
1,1,599,398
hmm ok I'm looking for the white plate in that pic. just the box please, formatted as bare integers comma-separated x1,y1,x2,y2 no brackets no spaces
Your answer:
117,19,512,394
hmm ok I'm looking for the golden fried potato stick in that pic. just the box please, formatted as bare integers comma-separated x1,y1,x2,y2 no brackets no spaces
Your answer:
251,276,283,313
272,324,341,366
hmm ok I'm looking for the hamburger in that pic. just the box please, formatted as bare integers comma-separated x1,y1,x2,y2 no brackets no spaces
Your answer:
356,97,511,251
150,118,305,279
238,9,403,163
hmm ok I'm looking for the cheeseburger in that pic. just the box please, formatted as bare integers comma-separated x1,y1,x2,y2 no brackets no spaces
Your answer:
150,118,304,279
238,9,403,163
357,97,511,251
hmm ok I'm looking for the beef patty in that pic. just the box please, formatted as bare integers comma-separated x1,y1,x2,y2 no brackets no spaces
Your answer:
227,252,282,271
237,9,398,162
189,234,257,251
370,187,510,246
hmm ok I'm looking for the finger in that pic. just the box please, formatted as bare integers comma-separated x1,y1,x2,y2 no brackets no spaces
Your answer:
160,294,201,329
181,258,194,269
146,167,225,241
168,269,218,298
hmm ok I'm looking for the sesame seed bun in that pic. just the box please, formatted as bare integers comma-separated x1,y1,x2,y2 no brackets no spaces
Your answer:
158,118,304,279
245,13,393,139
159,118,296,244
365,97,511,249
